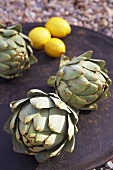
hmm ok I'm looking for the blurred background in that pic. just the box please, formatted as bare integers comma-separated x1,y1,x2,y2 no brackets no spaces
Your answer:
0,0,113,38
0,0,113,170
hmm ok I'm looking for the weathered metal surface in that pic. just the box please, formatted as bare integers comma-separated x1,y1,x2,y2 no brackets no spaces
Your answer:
0,23,113,170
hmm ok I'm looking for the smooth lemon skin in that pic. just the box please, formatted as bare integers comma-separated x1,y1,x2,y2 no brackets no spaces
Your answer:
28,27,51,50
44,38,66,58
45,17,71,38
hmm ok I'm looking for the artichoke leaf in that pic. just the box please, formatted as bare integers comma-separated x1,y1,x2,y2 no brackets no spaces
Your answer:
22,136,32,147
68,108,78,125
59,54,70,68
0,40,8,51
62,65,83,80
83,68,98,81
49,108,67,134
35,131,51,144
10,98,29,111
101,68,108,74
68,93,87,109
93,91,111,104
25,134,43,146
22,114,37,124
19,102,38,123
4,68,22,77
3,113,15,135
63,135,75,152
80,94,98,104
33,109,50,132
67,56,86,65
6,39,17,50
34,150,52,163
26,44,33,53
27,89,47,98
78,82,98,95
66,75,90,94
23,135,42,147
96,72,106,83
0,53,11,63
69,51,92,63
15,120,21,142
74,126,78,133
3,29,17,37
10,111,19,132
13,134,25,154
47,76,56,87
106,77,112,86
22,62,30,71
57,81,72,103
30,97,54,109
44,133,64,150
0,63,9,72
0,23,6,28
81,50,93,59
21,142,35,155
29,146,45,153
79,60,100,72
81,103,98,110
27,123,37,138
12,55,24,62
91,79,103,87
19,121,31,135
9,61,20,68
0,74,17,79
68,114,74,140
8,24,22,32
35,140,66,162
100,70,110,79
56,67,64,86
49,93,60,99
20,32,31,42
50,139,67,157
12,34,25,46
90,59,106,68
50,96,70,113
28,53,38,64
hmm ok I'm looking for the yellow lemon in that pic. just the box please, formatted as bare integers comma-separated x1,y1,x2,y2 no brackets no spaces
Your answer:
28,27,51,49
44,38,66,58
45,17,71,38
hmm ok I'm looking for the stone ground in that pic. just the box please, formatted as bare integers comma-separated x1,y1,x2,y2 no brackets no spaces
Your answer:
0,0,113,38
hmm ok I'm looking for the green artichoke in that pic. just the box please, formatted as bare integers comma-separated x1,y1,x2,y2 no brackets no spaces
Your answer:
0,24,37,79
4,89,78,162
48,51,112,110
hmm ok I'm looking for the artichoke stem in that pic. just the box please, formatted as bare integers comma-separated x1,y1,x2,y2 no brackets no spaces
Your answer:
47,76,56,87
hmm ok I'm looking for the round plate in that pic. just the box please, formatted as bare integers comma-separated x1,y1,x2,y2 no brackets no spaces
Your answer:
0,23,113,170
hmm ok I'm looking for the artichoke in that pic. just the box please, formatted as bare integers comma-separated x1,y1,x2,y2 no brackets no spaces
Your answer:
48,51,112,110
0,24,37,79
4,89,78,162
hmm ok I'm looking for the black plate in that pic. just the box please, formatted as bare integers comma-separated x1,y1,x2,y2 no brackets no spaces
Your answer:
0,23,113,170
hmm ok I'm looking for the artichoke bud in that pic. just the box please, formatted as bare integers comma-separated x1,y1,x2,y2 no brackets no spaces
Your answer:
0,24,37,79
49,51,112,110
4,89,78,163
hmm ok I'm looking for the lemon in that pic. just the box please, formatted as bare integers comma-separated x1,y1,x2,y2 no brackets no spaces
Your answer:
45,17,71,38
44,38,66,58
28,27,51,49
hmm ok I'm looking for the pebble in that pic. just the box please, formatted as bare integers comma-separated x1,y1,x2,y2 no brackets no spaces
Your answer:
92,161,113,170
106,161,113,169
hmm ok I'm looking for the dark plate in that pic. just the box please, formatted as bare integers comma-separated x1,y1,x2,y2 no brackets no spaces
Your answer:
0,23,113,170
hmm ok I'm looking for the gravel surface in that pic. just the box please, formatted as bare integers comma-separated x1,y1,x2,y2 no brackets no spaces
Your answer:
0,0,113,38
0,0,113,170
